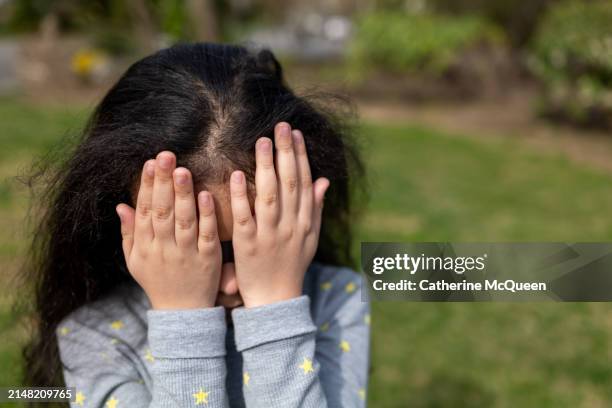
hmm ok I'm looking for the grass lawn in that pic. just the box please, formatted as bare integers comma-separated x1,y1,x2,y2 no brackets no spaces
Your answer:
2,98,612,407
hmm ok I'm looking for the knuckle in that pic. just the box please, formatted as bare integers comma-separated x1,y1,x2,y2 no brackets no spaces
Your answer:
236,215,251,227
153,205,172,221
199,207,214,218
261,162,275,171
232,189,248,198
279,226,294,241
284,177,298,193
137,202,152,217
134,246,149,260
278,144,293,153
301,178,313,190
301,220,312,233
199,230,217,243
262,193,277,206
175,216,194,230
175,188,193,198
241,243,257,257
156,171,173,181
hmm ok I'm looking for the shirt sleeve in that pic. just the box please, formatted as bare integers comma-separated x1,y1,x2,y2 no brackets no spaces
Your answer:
231,274,370,408
57,306,230,408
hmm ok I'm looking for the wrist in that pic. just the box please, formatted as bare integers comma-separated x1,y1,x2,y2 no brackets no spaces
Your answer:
149,294,217,310
242,286,302,308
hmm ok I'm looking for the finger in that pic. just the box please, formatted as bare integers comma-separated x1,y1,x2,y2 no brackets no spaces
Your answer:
197,191,221,255
152,151,176,242
254,137,279,229
116,203,135,259
134,160,155,242
173,167,197,249
274,122,299,219
230,170,256,238
312,177,330,233
292,130,314,225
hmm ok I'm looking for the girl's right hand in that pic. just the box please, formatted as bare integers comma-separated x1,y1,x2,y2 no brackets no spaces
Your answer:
115,151,222,310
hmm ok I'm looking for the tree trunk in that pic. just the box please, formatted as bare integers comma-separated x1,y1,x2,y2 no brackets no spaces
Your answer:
188,0,220,42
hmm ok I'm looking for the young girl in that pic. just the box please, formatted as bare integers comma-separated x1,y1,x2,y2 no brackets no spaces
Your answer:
22,43,369,407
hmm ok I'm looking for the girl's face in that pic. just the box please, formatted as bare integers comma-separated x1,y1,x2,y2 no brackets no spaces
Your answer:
205,182,247,310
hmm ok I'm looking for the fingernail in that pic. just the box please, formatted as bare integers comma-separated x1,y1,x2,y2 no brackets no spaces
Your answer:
279,123,291,139
145,161,155,177
175,171,188,185
292,130,302,144
232,171,244,184
199,192,210,206
158,154,172,169
258,138,271,152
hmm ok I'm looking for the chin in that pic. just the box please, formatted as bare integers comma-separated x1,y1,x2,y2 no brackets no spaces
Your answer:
216,295,244,310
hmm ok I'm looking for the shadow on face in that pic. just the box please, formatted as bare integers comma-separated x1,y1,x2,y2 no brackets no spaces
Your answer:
205,182,252,310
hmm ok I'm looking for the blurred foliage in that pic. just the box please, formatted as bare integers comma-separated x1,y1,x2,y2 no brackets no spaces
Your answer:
348,12,504,77
529,1,612,129
428,0,557,48
5,0,235,53
5,99,612,405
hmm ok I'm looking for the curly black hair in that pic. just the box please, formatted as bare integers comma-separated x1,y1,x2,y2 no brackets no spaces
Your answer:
17,42,366,397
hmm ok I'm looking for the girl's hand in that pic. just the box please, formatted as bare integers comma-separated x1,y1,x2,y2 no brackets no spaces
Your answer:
230,122,330,308
116,151,222,310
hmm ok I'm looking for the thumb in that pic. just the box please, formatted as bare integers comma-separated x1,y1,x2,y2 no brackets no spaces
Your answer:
116,203,135,259
313,177,330,213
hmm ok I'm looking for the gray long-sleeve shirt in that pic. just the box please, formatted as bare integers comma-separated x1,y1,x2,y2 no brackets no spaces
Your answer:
57,262,370,407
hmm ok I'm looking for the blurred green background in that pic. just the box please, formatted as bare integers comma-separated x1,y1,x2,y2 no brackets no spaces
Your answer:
1,0,612,407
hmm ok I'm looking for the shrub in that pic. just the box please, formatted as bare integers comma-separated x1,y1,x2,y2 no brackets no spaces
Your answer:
529,1,612,128
348,12,504,77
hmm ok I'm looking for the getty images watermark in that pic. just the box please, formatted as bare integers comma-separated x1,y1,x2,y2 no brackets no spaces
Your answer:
360,243,612,301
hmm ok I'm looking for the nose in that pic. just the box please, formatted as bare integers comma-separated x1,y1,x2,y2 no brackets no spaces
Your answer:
219,262,239,296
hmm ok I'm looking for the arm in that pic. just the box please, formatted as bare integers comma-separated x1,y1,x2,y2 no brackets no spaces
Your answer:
70,151,230,406
228,123,369,406
232,276,369,408
58,307,229,407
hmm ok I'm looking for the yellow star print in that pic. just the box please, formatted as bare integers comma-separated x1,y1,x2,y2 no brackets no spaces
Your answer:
75,391,85,406
193,388,209,405
243,371,250,386
144,349,155,363
358,388,366,400
321,281,332,290
345,282,356,293
299,357,314,374
59,327,70,336
110,338,118,345
340,340,351,352
110,320,124,330
106,396,118,408
364,314,371,325
319,322,330,332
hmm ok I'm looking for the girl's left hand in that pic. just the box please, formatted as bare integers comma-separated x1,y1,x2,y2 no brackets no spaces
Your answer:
229,122,330,308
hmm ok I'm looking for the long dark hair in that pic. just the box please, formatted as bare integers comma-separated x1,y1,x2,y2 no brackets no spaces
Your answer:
18,42,365,392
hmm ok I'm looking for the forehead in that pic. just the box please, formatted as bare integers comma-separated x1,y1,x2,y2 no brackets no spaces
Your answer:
197,182,254,241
